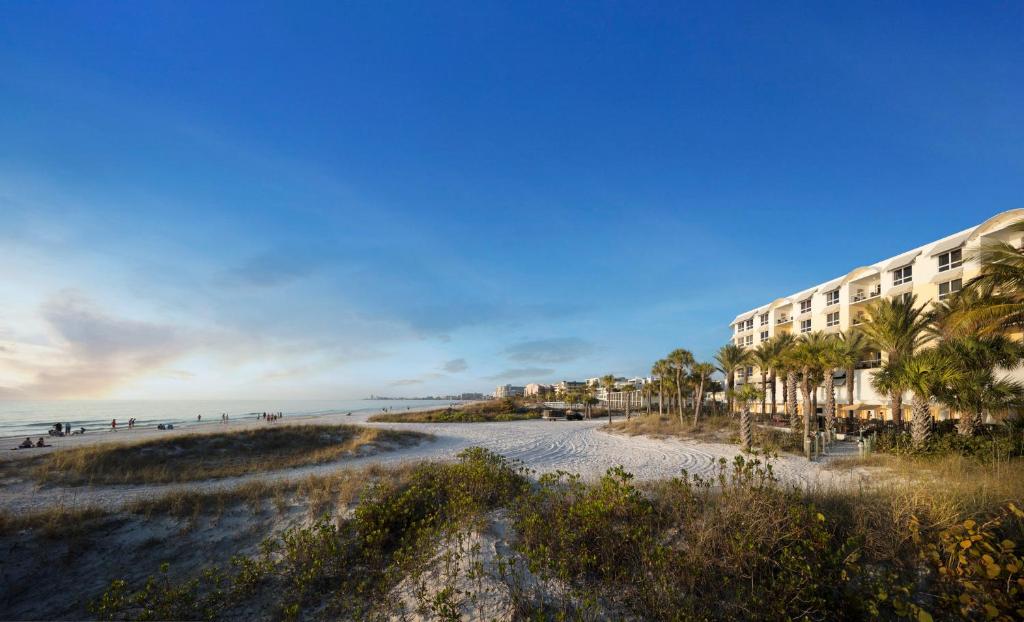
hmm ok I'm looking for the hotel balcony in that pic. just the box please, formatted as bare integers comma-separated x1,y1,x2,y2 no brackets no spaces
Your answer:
849,287,882,305
856,358,882,370
775,315,791,325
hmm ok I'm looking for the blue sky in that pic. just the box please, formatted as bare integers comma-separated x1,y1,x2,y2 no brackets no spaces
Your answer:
1,2,1021,399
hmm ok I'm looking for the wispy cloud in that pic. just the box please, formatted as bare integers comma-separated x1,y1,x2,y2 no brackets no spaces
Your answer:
484,367,555,381
503,338,595,364
442,358,468,373
0,291,196,398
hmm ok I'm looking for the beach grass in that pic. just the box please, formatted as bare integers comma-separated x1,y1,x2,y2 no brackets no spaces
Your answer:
606,412,804,454
32,424,429,485
368,398,540,423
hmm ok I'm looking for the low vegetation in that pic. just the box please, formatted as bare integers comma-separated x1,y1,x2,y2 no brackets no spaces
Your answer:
368,398,540,423
4,447,1004,621
33,425,428,485
606,412,804,455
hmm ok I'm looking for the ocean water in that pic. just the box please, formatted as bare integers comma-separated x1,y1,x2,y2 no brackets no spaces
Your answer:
0,399,454,439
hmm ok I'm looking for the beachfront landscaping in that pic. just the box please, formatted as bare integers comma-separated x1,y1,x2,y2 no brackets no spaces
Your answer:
3,447,1020,621
367,398,541,423
31,425,429,485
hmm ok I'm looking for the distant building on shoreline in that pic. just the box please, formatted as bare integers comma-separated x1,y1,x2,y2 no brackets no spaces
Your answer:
494,384,525,398
524,383,553,397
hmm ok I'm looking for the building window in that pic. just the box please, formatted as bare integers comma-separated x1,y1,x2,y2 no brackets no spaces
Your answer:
799,298,812,314
800,319,812,333
826,289,840,306
760,330,768,341
745,318,754,330
895,292,913,304
759,313,768,326
938,249,962,272
938,278,962,301
892,264,913,286
744,335,753,346
826,311,839,327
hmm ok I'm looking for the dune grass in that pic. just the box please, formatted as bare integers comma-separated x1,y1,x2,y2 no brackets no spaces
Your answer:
33,424,429,485
606,412,803,454
368,398,540,423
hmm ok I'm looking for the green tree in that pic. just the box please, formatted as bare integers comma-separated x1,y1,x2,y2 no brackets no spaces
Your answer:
878,349,959,448
859,295,931,427
750,341,775,420
715,343,749,415
690,362,716,426
668,349,695,423
601,374,616,423
734,384,761,451
788,332,831,439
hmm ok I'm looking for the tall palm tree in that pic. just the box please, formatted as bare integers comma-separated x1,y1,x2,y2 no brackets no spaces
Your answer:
642,380,653,415
690,362,716,426
652,359,669,417
767,333,794,419
667,348,695,422
621,383,634,420
788,332,830,438
715,343,749,415
835,330,867,411
601,374,616,422
859,295,932,427
750,341,775,420
817,335,843,435
881,349,960,448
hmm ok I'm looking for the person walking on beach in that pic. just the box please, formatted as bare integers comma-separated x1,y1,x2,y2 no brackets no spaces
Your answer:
197,414,202,423
111,419,117,431
64,423,70,435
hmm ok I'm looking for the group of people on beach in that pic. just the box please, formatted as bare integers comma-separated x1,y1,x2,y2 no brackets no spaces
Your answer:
15,437,49,449
261,412,283,422
109,417,138,431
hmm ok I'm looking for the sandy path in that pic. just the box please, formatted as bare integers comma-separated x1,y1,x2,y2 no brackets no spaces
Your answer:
0,412,861,516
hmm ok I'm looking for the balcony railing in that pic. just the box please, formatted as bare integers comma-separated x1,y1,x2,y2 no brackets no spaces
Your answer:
776,316,790,324
851,290,881,303
856,358,882,369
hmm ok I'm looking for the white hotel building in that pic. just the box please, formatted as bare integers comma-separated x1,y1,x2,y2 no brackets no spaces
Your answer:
728,209,1024,422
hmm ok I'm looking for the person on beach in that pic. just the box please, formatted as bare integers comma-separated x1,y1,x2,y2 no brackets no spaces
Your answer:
35,437,48,447
197,414,202,422
111,419,117,431
18,437,32,449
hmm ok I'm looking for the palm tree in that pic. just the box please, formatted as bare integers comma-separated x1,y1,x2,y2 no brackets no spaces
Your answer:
955,225,1024,334
936,335,1024,434
750,341,775,420
668,349,695,423
817,335,843,435
621,383,634,420
881,349,960,448
788,332,830,438
642,380,653,415
767,333,794,419
601,374,616,423
859,295,932,427
715,343,749,414
652,359,669,417
690,362,716,426
835,330,867,411
735,384,761,451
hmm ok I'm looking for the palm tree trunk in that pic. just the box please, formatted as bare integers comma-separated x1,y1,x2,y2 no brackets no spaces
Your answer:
823,370,836,434
676,374,685,425
740,403,752,451
693,377,706,427
786,372,799,432
658,385,664,417
957,409,982,436
759,371,767,420
911,395,932,448
769,371,777,417
891,390,904,428
846,365,855,405
726,373,735,414
801,370,813,438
